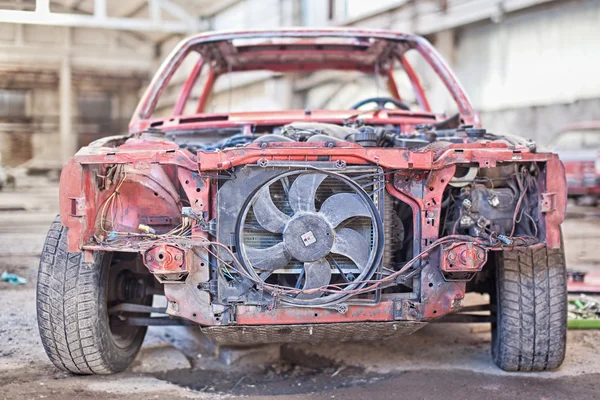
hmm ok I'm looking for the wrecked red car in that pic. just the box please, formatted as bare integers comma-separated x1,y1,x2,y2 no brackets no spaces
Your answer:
551,122,600,201
37,28,568,375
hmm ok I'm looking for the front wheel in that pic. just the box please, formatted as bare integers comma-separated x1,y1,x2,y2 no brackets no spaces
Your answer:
36,217,152,374
491,243,567,371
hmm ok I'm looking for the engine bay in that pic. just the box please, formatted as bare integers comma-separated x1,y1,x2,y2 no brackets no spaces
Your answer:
167,117,536,154
57,117,565,327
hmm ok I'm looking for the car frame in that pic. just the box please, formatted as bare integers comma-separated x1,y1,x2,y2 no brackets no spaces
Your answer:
37,28,568,375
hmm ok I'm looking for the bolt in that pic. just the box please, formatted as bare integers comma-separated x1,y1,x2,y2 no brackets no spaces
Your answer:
337,304,348,314
174,254,183,261
448,252,457,261
146,255,153,262
477,251,485,260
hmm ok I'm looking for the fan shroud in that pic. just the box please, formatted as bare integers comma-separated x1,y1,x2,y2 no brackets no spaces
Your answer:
235,169,385,306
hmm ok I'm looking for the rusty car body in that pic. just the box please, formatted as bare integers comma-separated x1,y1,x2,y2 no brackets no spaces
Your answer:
37,28,569,374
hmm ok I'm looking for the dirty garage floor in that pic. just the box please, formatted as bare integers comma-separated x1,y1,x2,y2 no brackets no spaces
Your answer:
1,180,600,400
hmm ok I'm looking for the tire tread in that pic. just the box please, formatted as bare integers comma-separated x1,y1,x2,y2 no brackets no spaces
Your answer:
36,216,143,375
493,243,567,372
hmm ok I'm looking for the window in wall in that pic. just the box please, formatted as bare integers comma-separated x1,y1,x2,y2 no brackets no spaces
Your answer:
1,2,35,10
0,89,29,118
78,92,113,122
77,92,115,147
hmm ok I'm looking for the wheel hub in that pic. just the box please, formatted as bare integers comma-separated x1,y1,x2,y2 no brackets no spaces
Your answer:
114,270,146,303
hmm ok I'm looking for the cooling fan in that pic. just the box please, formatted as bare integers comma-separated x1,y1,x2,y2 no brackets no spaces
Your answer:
236,170,384,305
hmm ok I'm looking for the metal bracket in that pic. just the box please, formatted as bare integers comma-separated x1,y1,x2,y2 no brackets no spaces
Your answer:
203,218,217,236
249,160,348,169
198,279,219,296
143,244,187,281
69,197,86,217
541,192,556,213
394,300,420,320
440,242,487,281
139,216,173,226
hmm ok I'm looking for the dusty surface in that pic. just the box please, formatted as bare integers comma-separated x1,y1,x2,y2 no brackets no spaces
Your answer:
1,180,600,399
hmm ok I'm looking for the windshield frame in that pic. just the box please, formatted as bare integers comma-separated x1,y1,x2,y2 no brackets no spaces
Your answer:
130,29,478,134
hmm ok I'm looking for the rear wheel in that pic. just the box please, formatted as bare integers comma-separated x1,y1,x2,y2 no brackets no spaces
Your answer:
36,217,152,374
491,243,567,371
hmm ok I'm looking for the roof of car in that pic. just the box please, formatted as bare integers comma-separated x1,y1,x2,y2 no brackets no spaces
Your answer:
177,28,424,74
185,27,420,43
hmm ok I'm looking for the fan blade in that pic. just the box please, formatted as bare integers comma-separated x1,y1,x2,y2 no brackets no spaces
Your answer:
245,242,291,271
288,173,327,213
331,228,370,271
253,187,290,233
297,258,332,300
319,193,371,228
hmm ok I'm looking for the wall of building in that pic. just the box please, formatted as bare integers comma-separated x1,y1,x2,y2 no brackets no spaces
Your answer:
0,23,153,167
2,0,595,167
330,0,600,144
454,0,600,144
0,78,60,167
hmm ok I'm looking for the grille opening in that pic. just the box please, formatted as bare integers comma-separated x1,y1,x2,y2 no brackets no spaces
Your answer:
215,165,395,305
242,174,377,278
382,196,416,294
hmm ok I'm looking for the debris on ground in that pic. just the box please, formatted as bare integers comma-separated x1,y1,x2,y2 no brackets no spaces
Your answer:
1,271,27,285
568,295,600,329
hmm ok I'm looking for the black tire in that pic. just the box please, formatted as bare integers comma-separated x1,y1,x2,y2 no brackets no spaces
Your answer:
491,243,567,372
36,217,148,374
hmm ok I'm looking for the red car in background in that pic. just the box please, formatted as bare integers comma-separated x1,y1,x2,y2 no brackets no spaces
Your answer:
551,122,600,202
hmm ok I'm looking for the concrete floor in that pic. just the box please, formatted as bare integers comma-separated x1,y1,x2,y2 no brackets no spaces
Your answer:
1,179,600,399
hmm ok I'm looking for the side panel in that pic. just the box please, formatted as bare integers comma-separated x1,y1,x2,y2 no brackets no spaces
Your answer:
544,155,567,248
